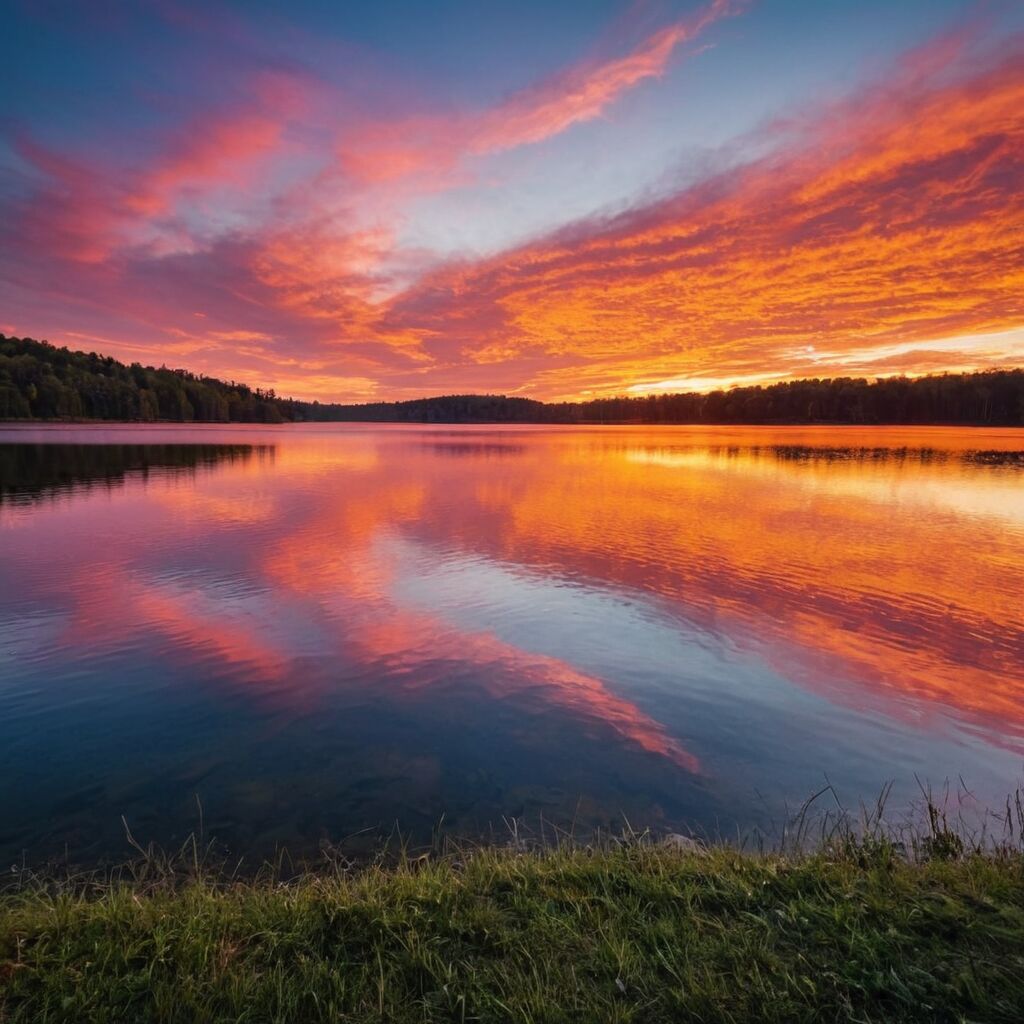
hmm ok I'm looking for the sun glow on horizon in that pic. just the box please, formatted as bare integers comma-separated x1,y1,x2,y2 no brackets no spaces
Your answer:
616,328,1024,402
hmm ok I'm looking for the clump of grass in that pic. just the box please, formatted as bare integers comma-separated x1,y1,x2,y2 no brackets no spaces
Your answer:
1,791,1023,1023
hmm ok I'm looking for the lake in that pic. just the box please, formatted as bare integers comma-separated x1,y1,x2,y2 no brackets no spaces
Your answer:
1,423,1022,866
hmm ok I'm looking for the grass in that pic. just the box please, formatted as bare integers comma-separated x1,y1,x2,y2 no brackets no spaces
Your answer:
2,814,1023,1024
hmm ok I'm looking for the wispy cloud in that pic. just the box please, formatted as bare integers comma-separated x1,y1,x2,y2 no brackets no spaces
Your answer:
338,0,739,184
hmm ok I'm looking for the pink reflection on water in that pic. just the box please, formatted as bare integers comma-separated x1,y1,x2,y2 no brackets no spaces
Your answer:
3,423,1023,772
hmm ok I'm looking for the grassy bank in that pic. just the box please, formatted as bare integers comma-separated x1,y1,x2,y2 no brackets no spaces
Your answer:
2,839,1022,1023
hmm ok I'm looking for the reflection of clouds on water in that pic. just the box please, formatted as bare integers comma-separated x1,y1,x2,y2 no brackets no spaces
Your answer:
0,423,1022,864
492,437,1024,752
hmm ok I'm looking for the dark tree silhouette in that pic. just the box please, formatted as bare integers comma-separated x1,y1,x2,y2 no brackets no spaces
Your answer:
305,374,1024,425
2,334,1022,426
0,335,297,423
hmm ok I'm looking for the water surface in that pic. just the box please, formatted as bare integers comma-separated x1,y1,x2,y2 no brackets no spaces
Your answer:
1,424,1022,864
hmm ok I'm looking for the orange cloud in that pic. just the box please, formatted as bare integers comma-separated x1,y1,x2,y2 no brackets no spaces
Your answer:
377,35,1024,399
5,19,1022,403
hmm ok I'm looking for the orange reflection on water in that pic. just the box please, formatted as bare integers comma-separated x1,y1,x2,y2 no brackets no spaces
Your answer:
454,427,1024,749
244,424,1024,760
6,424,1022,778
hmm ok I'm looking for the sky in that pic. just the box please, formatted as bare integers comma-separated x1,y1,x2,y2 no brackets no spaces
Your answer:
1,0,1022,402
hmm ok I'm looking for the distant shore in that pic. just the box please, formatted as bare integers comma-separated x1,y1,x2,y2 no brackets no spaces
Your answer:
4,334,1024,427
3,416,1024,429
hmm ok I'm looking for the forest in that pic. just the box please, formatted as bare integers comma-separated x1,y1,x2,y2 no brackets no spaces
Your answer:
2,333,1022,425
0,335,301,423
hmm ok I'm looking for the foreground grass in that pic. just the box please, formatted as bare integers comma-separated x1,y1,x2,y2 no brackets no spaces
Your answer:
1,842,1022,1023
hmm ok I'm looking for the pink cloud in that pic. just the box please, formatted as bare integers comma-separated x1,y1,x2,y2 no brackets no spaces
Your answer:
471,0,740,154
3,11,1022,405
338,0,738,184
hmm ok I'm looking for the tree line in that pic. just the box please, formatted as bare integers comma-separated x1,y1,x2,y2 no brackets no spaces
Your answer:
551,370,1024,426
2,333,1022,425
308,372,1024,425
0,335,301,423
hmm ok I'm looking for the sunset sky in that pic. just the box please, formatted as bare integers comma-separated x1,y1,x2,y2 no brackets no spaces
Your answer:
1,0,1022,402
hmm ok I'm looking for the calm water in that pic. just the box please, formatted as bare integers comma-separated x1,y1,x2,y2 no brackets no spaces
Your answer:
1,423,1022,865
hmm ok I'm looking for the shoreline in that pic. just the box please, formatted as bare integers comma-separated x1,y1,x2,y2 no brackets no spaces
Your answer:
3,417,1024,429
2,837,1022,1022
